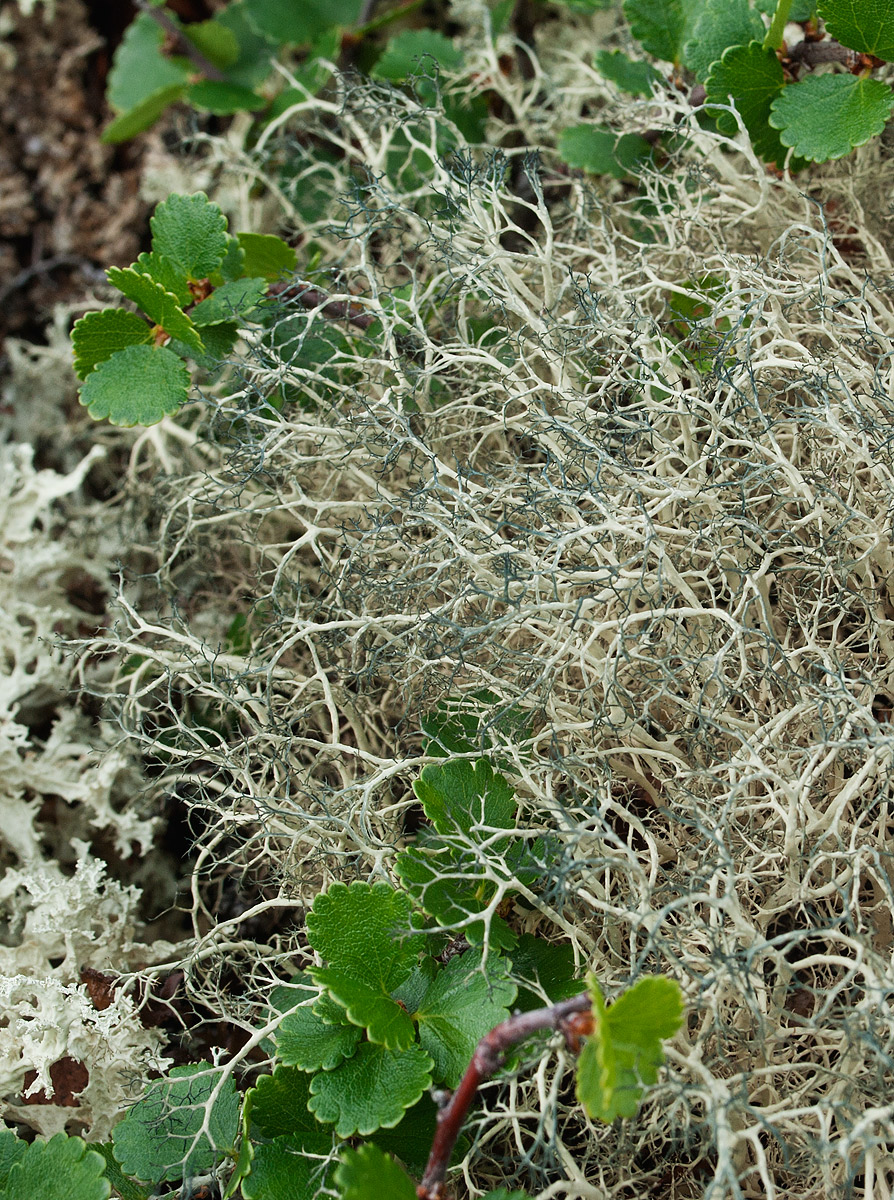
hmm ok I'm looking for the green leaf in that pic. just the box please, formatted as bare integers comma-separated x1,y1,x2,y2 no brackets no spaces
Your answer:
395,759,536,949
246,1065,334,1141
242,1136,334,1200
576,975,683,1123
307,881,422,1049
150,192,230,280
71,309,152,380
190,277,268,325
215,1,276,87
237,232,298,280
182,18,239,68
243,0,363,43
308,1043,433,1136
187,80,267,114
0,1132,27,1189
90,1146,151,1200
420,690,533,762
594,49,663,96
622,0,688,62
681,0,764,81
277,1002,363,1070
112,1063,239,1183
106,13,190,112
413,758,515,838
169,321,239,366
415,950,516,1088
105,266,204,353
769,73,894,161
132,251,192,306
510,933,582,1009
218,235,247,282
818,0,894,59
705,41,794,166
0,1134,109,1200
372,30,465,80
335,1144,417,1200
78,342,190,426
558,125,652,178
101,83,187,143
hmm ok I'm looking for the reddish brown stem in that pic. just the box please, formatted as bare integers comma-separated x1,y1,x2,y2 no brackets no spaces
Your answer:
417,991,592,1200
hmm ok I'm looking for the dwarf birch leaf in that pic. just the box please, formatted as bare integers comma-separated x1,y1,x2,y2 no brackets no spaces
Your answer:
132,251,192,306
372,29,465,79
182,18,239,67
237,232,297,280
335,1145,417,1200
306,881,422,1049
187,81,267,114
150,192,229,280
191,277,268,325
769,73,894,161
71,309,152,380
243,0,363,43
413,758,515,836
90,1146,150,1200
112,1064,239,1183
278,1004,363,1071
106,13,190,112
0,1132,27,1189
818,0,894,59
594,50,663,95
623,0,690,62
0,1134,109,1200
246,1066,334,1141
78,344,189,426
101,84,187,143
705,42,795,166
576,975,683,1123
682,0,763,80
242,1136,334,1200
105,267,204,353
415,951,516,1087
308,1043,433,1137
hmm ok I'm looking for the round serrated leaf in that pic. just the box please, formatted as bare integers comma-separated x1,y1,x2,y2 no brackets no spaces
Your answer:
769,73,894,161
106,13,190,112
594,50,663,96
190,277,268,325
306,881,422,1049
237,232,297,281
105,267,203,353
558,124,652,178
0,1134,109,1200
818,0,894,60
150,192,229,281
78,344,190,426
335,1145,417,1200
705,41,794,165
112,1064,239,1184
308,1042,433,1136
242,1135,334,1200
246,1066,333,1140
371,30,464,80
277,1003,362,1071
622,0,690,63
71,309,152,380
682,0,764,81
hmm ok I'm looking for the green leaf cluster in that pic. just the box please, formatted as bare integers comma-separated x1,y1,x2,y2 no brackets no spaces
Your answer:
70,192,295,426
102,0,479,151
567,0,894,177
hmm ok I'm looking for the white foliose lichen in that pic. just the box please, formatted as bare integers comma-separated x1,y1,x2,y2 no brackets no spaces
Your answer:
0,441,180,1137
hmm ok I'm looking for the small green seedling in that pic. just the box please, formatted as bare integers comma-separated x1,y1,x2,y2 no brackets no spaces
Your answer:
70,192,295,426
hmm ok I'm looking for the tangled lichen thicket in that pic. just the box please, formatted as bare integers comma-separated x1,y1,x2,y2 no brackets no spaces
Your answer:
8,26,894,1197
